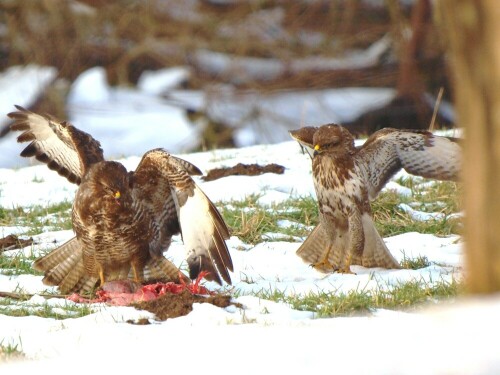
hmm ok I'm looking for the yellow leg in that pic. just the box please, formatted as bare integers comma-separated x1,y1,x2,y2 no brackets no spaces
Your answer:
98,266,105,286
310,247,338,273
131,261,144,283
132,265,140,283
338,252,355,274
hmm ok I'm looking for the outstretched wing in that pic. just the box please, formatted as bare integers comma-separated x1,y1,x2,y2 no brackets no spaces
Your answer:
358,128,461,199
132,148,233,285
7,105,104,184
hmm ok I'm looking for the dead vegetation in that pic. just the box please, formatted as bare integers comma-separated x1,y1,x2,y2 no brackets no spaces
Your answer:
0,0,452,142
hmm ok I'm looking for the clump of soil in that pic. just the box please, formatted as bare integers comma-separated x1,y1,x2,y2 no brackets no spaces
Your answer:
134,290,239,321
203,163,285,181
0,234,33,252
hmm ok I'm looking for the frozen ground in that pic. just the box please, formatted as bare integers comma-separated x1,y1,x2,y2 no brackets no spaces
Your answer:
0,65,497,374
1,140,497,374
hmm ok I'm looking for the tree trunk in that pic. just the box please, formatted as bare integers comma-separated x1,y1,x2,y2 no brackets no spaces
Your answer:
438,1,500,293
396,0,431,99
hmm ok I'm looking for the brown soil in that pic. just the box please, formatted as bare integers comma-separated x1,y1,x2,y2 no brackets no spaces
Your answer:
0,234,33,252
134,290,240,321
203,163,285,181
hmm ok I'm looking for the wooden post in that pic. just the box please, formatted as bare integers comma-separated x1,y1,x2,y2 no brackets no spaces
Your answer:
438,1,500,293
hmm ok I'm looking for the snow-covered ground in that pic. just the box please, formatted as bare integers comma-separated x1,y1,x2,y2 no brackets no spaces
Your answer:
0,65,497,374
1,140,496,374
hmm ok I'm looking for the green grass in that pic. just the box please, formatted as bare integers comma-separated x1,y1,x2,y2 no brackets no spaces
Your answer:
219,178,461,245
247,278,461,318
0,201,73,235
221,178,462,316
400,253,431,270
0,252,42,276
0,340,24,361
0,178,462,319
219,195,318,244
372,180,462,237
0,298,93,319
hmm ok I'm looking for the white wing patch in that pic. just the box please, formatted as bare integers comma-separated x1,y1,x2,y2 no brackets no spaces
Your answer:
176,185,213,257
173,184,232,284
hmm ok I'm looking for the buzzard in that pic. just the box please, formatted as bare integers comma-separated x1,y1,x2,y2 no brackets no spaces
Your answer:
7,105,233,294
290,124,461,273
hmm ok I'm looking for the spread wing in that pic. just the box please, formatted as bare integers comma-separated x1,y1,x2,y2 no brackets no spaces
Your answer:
132,148,233,285
7,105,104,184
357,128,462,199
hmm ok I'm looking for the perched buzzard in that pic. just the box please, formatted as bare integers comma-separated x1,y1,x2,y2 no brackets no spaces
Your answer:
7,105,233,294
290,124,461,273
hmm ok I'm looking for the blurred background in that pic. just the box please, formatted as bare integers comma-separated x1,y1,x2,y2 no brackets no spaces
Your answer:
0,0,455,166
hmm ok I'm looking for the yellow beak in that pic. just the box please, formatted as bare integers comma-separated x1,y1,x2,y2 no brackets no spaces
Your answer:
114,191,121,199
314,144,320,151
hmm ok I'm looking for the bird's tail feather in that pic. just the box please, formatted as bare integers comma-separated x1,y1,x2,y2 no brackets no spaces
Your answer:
356,214,400,269
297,217,400,271
296,223,342,272
33,237,99,294
34,238,190,294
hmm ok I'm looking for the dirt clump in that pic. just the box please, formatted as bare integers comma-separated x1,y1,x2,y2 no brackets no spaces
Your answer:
203,163,285,181
134,289,238,321
0,234,33,252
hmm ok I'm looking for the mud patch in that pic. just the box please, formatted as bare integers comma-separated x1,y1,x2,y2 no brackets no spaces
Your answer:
134,289,239,321
203,163,284,181
0,234,33,252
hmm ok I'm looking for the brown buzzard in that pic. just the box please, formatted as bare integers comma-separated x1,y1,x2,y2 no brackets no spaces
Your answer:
290,124,461,273
7,105,233,294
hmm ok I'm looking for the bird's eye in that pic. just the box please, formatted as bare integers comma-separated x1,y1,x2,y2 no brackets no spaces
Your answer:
102,185,114,195
323,141,339,148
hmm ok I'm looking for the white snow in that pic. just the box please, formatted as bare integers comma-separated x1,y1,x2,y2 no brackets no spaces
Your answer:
0,65,57,126
0,65,57,169
1,64,496,375
203,87,398,147
190,35,392,83
398,203,463,222
0,138,487,374
0,64,455,167
66,67,201,160
0,66,201,168
137,66,191,95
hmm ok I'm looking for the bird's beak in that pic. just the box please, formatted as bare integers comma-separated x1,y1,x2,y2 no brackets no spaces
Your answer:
313,144,320,156
114,191,121,205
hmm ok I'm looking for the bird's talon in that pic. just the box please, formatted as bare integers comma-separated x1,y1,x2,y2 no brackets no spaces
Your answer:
337,267,356,275
310,261,338,273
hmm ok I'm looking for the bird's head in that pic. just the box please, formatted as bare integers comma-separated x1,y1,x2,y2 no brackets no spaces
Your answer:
89,161,130,206
312,124,355,156
289,127,318,159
